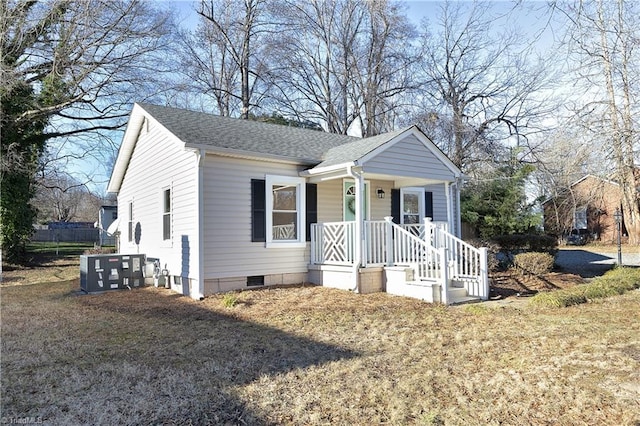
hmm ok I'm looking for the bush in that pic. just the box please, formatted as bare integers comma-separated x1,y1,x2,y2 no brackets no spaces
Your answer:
513,252,555,276
493,234,558,255
466,238,500,271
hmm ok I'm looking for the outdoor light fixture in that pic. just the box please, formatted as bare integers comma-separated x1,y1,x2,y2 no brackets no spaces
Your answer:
377,188,385,199
614,208,623,266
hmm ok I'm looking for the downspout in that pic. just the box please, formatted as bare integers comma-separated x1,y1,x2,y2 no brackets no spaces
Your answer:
347,165,363,293
194,149,205,300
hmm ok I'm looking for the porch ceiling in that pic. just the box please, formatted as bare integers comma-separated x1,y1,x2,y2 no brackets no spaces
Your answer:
363,172,455,187
302,167,454,187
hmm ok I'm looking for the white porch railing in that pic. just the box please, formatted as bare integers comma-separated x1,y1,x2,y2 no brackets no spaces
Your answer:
310,221,355,265
310,218,489,302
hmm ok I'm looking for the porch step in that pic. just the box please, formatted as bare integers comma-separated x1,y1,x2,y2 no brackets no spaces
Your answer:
448,286,468,299
448,295,482,305
448,284,481,305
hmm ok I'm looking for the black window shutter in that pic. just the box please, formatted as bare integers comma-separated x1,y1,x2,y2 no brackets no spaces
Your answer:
251,179,265,242
391,189,400,224
305,183,317,242
425,191,433,219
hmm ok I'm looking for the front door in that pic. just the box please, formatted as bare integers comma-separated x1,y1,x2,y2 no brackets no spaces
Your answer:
343,181,369,221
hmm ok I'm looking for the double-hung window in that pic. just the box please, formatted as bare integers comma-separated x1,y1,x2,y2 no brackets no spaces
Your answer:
265,175,306,247
162,188,171,241
127,201,133,242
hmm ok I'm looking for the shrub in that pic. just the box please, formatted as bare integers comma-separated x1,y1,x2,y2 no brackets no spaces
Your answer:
493,234,558,255
513,252,555,276
465,238,501,271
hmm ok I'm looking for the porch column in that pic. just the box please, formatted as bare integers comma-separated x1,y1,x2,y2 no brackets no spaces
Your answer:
455,178,463,238
445,181,452,233
347,167,364,292
353,170,365,268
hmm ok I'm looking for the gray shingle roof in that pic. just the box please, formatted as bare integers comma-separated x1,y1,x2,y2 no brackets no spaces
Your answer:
138,103,360,164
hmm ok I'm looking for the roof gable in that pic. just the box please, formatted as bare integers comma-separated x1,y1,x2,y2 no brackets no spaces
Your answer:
308,126,462,180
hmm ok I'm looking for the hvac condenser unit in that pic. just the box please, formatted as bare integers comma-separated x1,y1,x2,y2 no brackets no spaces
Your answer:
80,254,145,293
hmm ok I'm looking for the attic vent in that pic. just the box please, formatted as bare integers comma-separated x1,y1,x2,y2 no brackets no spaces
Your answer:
247,275,264,287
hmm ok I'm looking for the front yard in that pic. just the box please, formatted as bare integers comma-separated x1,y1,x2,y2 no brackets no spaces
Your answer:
1,258,639,425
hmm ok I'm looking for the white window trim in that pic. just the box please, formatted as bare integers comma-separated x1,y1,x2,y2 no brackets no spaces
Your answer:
127,200,134,242
266,175,306,248
400,187,425,225
160,184,173,247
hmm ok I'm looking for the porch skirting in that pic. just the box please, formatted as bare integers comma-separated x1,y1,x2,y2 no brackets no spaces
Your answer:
308,264,442,303
308,264,384,294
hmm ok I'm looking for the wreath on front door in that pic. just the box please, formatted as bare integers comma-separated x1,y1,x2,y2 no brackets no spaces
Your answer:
348,197,357,214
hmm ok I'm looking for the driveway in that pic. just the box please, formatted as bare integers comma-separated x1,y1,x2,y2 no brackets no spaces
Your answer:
555,246,640,277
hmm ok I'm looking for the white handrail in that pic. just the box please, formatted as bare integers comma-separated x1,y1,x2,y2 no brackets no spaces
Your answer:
388,219,444,281
424,218,488,300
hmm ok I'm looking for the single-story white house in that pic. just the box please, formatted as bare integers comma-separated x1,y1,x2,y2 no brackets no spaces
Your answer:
107,103,488,304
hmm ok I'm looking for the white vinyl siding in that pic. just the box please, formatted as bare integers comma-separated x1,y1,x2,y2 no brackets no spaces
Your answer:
363,134,455,181
202,155,309,279
117,117,198,283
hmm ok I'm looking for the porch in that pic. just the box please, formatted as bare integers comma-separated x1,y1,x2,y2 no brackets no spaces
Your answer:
308,218,489,305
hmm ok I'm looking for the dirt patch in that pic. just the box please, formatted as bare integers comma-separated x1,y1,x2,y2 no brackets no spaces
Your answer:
490,270,585,299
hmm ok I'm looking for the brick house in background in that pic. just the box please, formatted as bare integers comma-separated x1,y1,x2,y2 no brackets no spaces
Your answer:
542,175,626,243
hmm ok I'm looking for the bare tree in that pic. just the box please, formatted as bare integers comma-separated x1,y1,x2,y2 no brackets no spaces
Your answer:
414,1,558,173
266,0,416,135
176,21,240,116
195,0,270,119
533,128,600,236
556,0,640,244
348,0,419,136
1,0,174,260
265,0,359,134
2,0,174,142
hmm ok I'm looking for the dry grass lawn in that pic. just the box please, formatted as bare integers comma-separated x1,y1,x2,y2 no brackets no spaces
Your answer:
2,260,640,425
